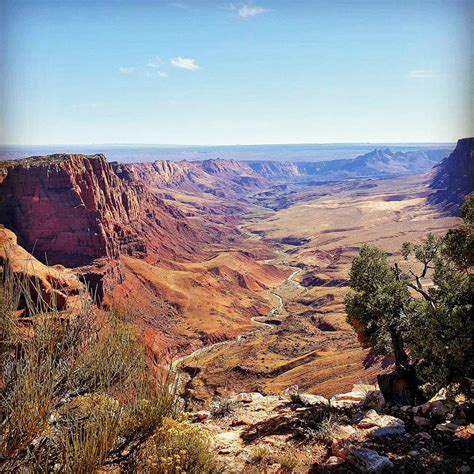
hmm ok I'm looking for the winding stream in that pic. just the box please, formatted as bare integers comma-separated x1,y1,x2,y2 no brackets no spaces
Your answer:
171,267,303,370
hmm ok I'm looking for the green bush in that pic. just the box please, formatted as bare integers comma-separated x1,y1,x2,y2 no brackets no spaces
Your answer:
345,194,474,395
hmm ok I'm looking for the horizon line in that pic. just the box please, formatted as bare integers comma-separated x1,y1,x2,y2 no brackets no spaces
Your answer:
0,141,459,148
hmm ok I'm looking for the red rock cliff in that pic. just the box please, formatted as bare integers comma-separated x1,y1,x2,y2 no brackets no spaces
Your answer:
0,154,146,266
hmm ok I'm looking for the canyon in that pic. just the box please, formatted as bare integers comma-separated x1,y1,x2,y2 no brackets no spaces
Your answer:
0,139,471,404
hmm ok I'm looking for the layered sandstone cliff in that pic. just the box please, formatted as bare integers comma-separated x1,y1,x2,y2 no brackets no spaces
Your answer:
0,154,145,266
0,153,264,303
113,158,269,199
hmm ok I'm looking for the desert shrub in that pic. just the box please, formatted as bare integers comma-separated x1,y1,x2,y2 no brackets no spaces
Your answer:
0,265,19,360
144,416,217,473
276,454,299,472
310,442,328,465
209,396,236,418
0,266,186,472
292,402,339,442
289,388,302,405
59,394,122,473
68,314,146,394
252,446,270,462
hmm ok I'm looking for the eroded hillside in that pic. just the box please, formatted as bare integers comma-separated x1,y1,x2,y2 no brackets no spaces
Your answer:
0,141,470,404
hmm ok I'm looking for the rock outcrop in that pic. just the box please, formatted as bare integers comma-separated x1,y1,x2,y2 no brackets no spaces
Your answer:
0,153,231,301
0,153,231,272
189,385,473,473
429,137,474,212
113,158,269,199
0,154,145,267
0,225,84,312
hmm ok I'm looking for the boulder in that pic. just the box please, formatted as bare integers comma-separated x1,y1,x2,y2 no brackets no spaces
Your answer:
234,392,264,404
335,391,367,402
435,422,459,433
417,431,432,441
332,440,394,473
230,416,254,427
298,393,330,407
325,456,345,467
333,424,358,440
214,431,241,446
431,400,452,418
357,409,405,437
331,390,367,408
414,415,431,428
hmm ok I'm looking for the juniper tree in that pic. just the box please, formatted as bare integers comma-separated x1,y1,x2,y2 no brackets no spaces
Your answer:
345,194,473,397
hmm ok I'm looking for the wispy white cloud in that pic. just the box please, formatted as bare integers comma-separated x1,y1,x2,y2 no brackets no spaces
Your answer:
147,57,163,69
169,2,195,11
405,69,443,79
235,4,269,18
171,56,200,70
145,57,168,76
145,70,168,78
119,66,136,75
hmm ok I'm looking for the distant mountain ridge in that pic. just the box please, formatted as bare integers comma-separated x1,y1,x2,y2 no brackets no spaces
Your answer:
248,147,450,181
0,143,454,163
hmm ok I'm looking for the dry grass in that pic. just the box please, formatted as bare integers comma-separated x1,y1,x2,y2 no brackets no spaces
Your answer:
276,454,300,472
0,262,193,472
252,445,271,462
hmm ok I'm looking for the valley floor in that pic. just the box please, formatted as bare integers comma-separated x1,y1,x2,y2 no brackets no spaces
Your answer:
174,173,460,405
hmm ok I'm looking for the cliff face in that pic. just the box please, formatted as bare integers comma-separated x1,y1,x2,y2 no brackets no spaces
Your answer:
0,154,145,267
0,153,250,295
429,137,474,211
113,158,269,198
0,225,84,312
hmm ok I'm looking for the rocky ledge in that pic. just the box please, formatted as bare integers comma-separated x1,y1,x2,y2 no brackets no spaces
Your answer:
187,385,473,473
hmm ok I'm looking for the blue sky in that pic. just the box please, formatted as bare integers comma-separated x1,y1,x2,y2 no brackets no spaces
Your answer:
0,0,472,145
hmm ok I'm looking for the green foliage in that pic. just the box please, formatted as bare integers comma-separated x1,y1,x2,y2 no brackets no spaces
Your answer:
345,245,411,366
345,194,474,394
442,193,474,271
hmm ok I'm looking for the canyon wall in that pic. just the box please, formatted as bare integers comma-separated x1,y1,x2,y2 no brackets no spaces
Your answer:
429,137,474,211
113,158,269,198
0,154,145,266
